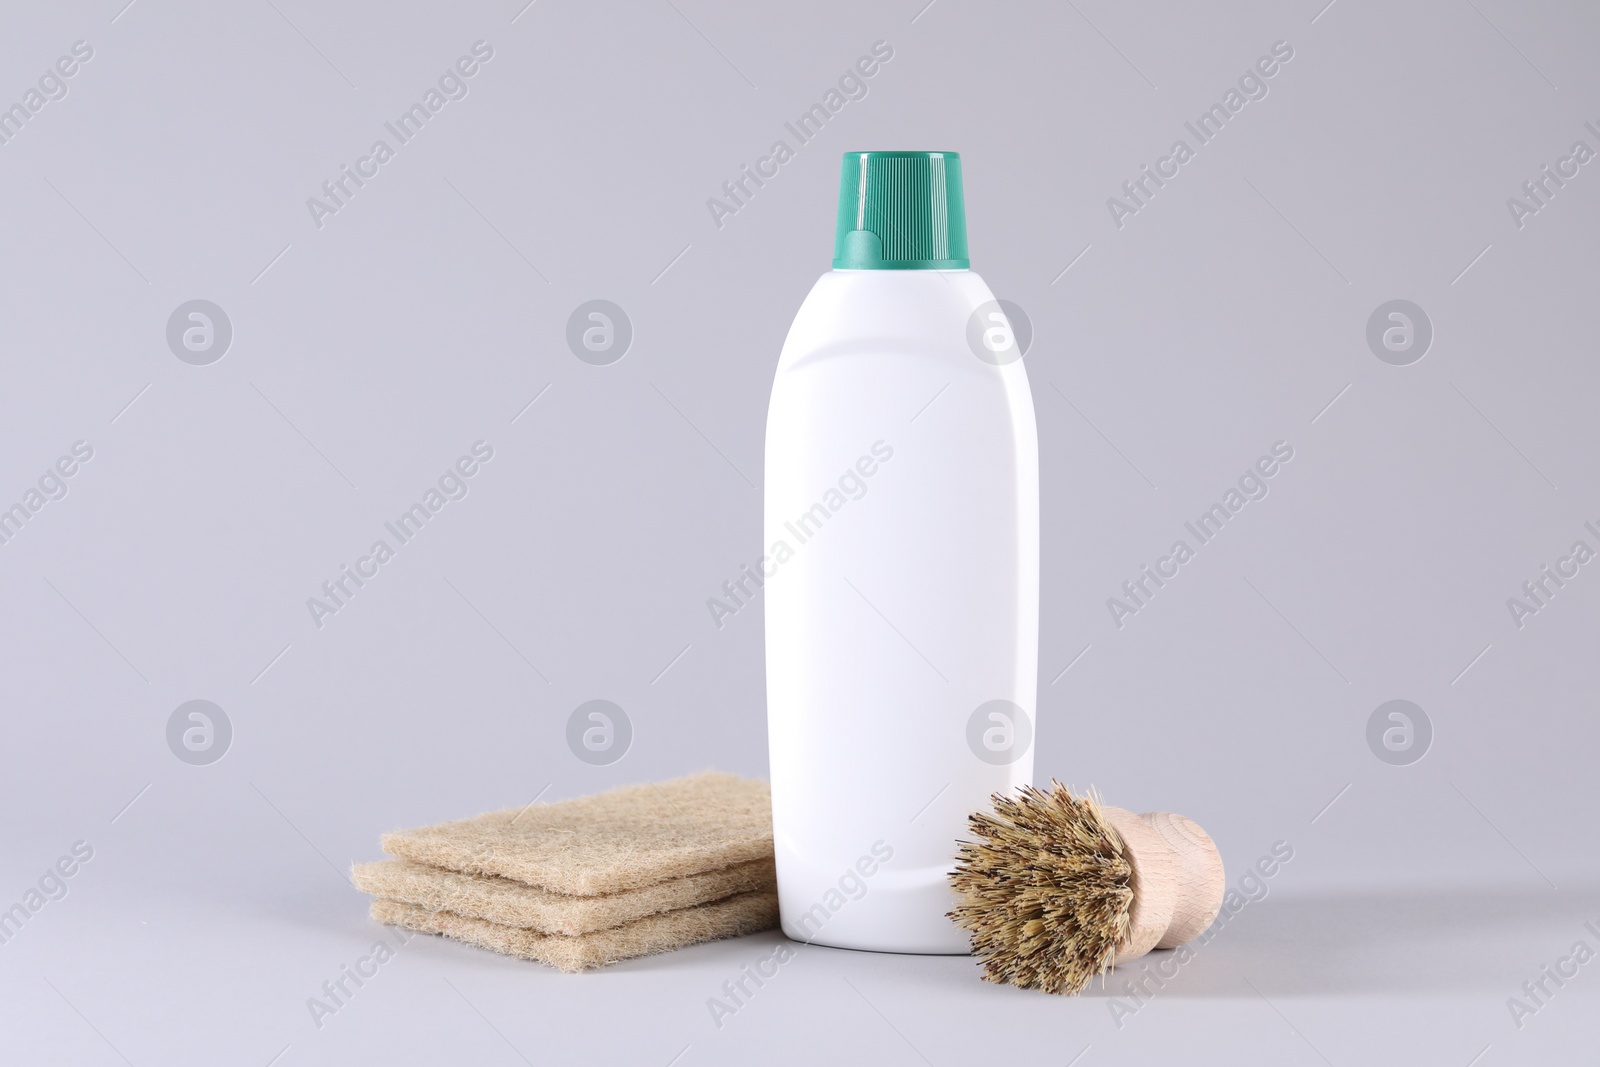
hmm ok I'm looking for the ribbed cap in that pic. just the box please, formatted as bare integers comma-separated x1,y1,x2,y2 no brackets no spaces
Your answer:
833,151,969,270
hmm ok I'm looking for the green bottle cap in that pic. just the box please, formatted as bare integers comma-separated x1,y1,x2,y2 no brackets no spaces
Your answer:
833,151,969,270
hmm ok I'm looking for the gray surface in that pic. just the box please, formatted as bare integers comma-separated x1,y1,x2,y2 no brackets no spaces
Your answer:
1,0,1598,1063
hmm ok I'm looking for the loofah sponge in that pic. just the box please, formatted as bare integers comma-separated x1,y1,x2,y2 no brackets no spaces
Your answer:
379,771,773,895
353,855,775,936
358,772,779,970
373,890,779,973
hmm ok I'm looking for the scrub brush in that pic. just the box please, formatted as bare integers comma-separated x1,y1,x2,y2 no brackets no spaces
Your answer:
948,782,1224,995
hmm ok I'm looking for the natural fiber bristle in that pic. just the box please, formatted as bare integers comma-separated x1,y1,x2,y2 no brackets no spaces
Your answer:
948,782,1132,995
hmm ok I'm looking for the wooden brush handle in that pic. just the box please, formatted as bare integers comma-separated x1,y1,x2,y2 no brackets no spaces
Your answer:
1102,808,1225,963
1141,812,1226,948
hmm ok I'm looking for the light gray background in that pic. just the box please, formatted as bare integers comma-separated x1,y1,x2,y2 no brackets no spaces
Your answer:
2,0,1598,1063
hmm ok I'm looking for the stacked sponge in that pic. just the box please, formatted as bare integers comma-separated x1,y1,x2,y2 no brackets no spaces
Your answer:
354,772,778,972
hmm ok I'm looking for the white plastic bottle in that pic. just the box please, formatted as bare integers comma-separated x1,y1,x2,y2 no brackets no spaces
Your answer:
765,152,1039,953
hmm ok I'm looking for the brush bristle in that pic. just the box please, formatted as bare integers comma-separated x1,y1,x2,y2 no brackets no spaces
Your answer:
947,781,1133,995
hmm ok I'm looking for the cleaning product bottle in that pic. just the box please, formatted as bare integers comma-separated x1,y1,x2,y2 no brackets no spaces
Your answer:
765,151,1039,953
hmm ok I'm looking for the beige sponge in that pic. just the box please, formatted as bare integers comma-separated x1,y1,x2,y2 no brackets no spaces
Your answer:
371,890,779,972
352,856,775,936
380,771,772,895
